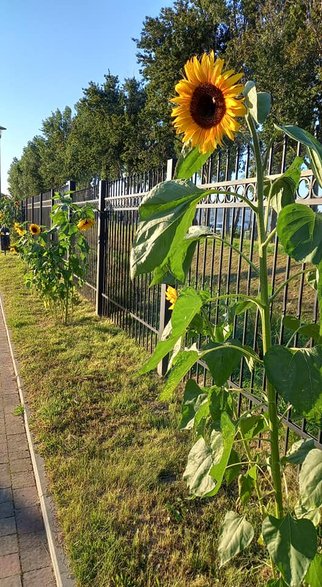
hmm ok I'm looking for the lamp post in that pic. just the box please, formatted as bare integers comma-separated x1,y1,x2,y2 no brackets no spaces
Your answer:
0,126,7,197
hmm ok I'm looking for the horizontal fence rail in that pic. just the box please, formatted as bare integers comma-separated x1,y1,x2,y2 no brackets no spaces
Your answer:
21,137,322,452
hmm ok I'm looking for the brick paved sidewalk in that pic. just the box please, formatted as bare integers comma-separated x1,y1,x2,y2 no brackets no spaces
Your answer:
0,309,56,586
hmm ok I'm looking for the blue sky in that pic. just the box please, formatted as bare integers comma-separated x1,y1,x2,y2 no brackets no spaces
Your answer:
0,0,172,194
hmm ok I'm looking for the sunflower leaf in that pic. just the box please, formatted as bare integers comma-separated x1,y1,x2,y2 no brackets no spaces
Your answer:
262,514,317,586
175,146,213,180
139,287,206,374
130,179,207,282
218,511,254,566
275,125,322,188
267,157,303,213
244,82,271,124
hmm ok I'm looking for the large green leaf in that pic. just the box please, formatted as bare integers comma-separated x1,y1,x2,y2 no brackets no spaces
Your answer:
299,449,322,511
277,204,322,264
276,125,322,188
203,340,243,386
131,179,206,281
305,553,322,587
284,439,315,465
244,81,271,124
238,467,257,505
238,414,268,440
209,412,235,496
180,379,208,430
160,346,200,401
225,449,241,485
262,514,317,587
283,316,321,344
183,433,218,497
150,239,197,286
264,345,322,424
140,288,205,374
175,145,213,180
183,412,235,497
267,157,303,214
218,511,254,566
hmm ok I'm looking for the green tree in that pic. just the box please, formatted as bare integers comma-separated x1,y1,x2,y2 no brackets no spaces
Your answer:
65,74,125,184
224,0,322,136
8,157,25,200
39,107,72,188
19,137,46,196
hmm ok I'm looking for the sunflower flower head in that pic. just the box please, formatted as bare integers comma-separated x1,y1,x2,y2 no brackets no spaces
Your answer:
14,222,25,237
77,218,94,231
165,286,178,311
171,51,246,154
29,223,41,236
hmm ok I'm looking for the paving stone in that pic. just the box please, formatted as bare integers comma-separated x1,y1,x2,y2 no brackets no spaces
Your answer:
0,489,12,505
3,398,19,408
11,472,35,490
13,487,39,510
0,464,11,487
19,533,51,573
0,501,14,519
0,553,20,578
0,535,18,556
15,507,44,535
6,427,25,438
9,460,32,475
0,453,9,465
22,567,55,586
7,436,28,454
0,576,22,587
7,451,30,463
4,417,23,429
0,517,16,538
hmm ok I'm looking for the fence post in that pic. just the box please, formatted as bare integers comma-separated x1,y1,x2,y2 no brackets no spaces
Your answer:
31,196,34,223
39,193,43,226
157,159,175,377
66,180,76,193
96,180,108,317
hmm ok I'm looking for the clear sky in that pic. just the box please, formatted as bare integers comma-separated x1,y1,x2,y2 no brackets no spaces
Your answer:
0,0,172,194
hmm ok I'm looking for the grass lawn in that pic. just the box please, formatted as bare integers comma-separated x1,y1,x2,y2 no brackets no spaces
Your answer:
0,254,269,587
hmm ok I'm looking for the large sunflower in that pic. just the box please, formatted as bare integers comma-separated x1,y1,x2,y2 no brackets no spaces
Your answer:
171,52,246,153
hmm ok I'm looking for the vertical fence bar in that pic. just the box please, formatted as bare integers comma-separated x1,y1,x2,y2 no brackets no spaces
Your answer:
39,193,43,226
96,180,107,317
157,159,174,377
50,189,55,226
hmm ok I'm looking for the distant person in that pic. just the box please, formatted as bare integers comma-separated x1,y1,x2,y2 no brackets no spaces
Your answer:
0,225,10,254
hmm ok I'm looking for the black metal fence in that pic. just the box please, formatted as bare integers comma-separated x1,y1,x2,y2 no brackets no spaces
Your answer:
21,137,322,451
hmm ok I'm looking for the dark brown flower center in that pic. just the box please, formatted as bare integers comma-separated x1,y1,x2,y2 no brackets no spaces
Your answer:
190,83,226,129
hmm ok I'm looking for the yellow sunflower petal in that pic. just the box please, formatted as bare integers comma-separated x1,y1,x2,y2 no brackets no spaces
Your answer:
219,72,244,90
227,103,247,116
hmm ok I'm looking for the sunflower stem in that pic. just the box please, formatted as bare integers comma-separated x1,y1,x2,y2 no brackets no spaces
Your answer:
246,113,284,521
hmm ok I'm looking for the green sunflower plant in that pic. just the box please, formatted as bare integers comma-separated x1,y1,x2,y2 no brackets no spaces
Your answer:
130,52,322,586
17,193,95,324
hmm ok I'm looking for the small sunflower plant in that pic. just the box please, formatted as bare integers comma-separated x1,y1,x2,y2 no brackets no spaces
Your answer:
17,193,95,324
131,51,322,586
